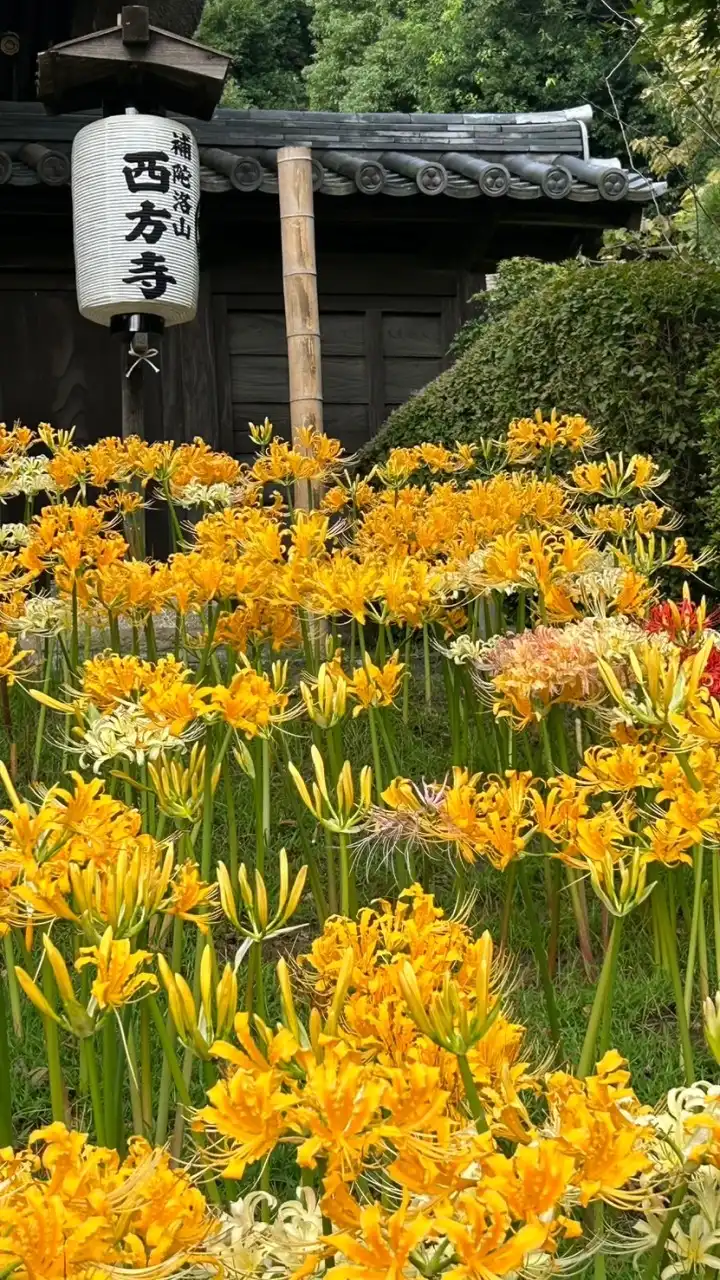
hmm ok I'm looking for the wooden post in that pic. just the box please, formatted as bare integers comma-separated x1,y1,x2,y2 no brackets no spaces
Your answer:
121,342,144,440
277,145,323,510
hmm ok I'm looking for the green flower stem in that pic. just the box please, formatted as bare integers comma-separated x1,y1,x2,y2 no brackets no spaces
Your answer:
140,1000,153,1134
201,723,215,883
456,1054,487,1133
499,862,518,950
155,915,184,1146
698,876,710,1003
102,1015,118,1148
339,831,352,917
599,918,623,1058
376,708,400,779
196,603,220,684
82,1036,105,1146
144,616,158,663
655,879,695,1085
32,637,54,783
402,628,411,725
516,590,527,633
279,735,328,921
0,974,13,1145
567,868,596,980
642,1183,688,1280
148,992,194,1102
3,934,22,1040
41,961,65,1124
70,583,79,675
593,1202,606,1280
422,623,432,707
223,756,239,892
262,736,271,857
578,916,623,1079
517,861,563,1051
127,1022,145,1139
253,737,265,875
148,995,223,1206
358,627,384,801
684,843,705,1020
707,855,712,983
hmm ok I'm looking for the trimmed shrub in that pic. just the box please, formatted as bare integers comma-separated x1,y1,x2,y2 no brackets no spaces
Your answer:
360,258,720,559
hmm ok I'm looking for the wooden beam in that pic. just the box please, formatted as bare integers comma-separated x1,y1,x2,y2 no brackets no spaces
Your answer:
277,144,323,509
121,6,151,46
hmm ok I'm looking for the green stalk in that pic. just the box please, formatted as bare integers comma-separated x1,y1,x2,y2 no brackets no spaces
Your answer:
707,855,712,983
201,723,215,882
599,917,623,1058
0,975,12,1145
127,1023,145,1139
358,626,384,801
655,879,695,1084
82,1036,105,1146
422,623,432,707
441,658,461,764
103,1015,118,1148
140,1000,153,1135
456,1054,487,1132
339,831,352,917
279,736,327,921
642,1183,688,1280
155,915,184,1145
578,916,623,1078
593,1203,606,1280
32,637,54,782
3,934,22,1040
567,868,596,980
70,582,79,675
262,737,271,856
376,707,400,778
684,843,705,1020
698,876,710,1003
148,993,194,1102
144,616,158,663
499,862,518,950
41,961,65,1124
253,737,265,875
517,861,563,1051
402,628,411,725
223,756,239,891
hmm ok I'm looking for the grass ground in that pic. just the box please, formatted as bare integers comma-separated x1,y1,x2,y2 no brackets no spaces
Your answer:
1,650,714,1272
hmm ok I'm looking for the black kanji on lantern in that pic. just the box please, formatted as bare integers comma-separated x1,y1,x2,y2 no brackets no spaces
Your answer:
171,132,193,161
122,251,177,300
125,199,171,244
173,190,192,215
172,163,192,189
172,216,192,240
123,151,171,194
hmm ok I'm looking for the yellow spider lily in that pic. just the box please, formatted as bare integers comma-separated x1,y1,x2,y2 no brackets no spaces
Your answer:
216,848,307,942
289,746,372,834
158,943,237,1058
15,934,94,1037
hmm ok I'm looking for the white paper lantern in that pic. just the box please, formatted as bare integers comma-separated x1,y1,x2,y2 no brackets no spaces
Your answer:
72,114,200,328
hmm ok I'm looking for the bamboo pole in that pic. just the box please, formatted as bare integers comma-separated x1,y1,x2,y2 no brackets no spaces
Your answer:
277,145,323,511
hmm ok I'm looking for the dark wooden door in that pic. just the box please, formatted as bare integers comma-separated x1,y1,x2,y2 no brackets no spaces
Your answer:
226,300,448,459
0,278,121,440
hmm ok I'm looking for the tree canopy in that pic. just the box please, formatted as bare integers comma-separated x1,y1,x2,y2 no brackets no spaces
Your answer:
306,0,652,154
197,0,658,158
197,0,313,109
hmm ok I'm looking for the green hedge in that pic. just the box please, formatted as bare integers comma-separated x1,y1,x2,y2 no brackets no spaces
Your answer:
359,258,720,558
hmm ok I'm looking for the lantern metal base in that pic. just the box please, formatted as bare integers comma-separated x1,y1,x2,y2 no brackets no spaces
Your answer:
111,313,165,338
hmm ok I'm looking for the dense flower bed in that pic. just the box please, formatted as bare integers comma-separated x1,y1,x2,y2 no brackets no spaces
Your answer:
0,412,719,1278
